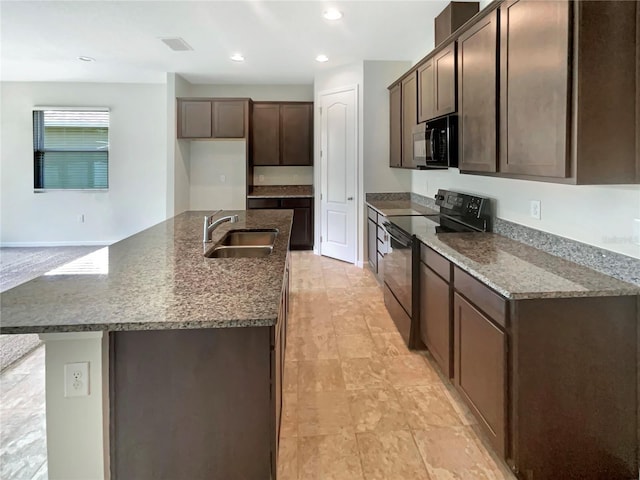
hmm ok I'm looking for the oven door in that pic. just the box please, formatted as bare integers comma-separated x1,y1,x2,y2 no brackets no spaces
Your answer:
382,223,413,317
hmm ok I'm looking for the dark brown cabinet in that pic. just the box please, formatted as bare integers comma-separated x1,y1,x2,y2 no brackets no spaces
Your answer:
368,218,377,272
177,98,248,139
366,207,387,280
499,0,570,178
453,291,507,457
419,247,452,378
248,197,313,250
417,60,435,123
271,258,288,477
389,84,402,168
457,10,498,172
251,102,313,166
433,42,457,118
401,72,418,167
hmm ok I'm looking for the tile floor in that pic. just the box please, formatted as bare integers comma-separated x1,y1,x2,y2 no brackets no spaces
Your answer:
280,251,516,480
0,250,516,480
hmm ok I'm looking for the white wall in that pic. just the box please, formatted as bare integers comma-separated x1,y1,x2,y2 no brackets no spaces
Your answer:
167,73,193,217
189,140,246,210
411,169,640,259
0,82,167,245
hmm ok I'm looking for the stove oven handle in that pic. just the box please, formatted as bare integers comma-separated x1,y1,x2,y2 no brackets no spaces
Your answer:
383,222,411,248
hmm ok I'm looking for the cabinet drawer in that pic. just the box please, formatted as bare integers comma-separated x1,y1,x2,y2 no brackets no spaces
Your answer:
453,267,506,328
247,198,280,209
281,198,311,208
377,226,386,243
420,244,451,281
367,207,378,222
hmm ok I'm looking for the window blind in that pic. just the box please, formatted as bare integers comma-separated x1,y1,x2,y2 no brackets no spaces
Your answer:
33,109,109,190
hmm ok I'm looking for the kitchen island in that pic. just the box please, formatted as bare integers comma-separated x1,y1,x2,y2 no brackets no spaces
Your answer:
0,210,293,480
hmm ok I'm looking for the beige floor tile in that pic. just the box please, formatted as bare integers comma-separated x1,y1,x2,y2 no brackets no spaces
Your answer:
356,430,430,480
297,391,355,437
336,334,376,359
384,354,441,387
413,425,509,480
395,385,463,429
371,332,412,356
298,433,364,480
289,315,335,337
283,361,298,393
439,382,479,427
364,312,398,334
348,275,379,288
277,436,298,480
341,357,388,390
298,359,346,392
289,334,339,361
347,388,409,433
332,313,371,336
280,392,298,438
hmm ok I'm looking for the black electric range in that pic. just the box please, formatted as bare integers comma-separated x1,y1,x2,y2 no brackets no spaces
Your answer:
381,189,492,348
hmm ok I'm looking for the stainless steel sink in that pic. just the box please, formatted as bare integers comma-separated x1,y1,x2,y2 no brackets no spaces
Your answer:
206,245,273,258
204,229,278,258
218,229,278,247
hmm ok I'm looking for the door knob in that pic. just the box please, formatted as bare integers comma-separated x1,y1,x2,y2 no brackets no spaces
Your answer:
347,196,354,201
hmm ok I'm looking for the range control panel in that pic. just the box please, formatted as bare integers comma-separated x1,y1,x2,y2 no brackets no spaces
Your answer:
434,189,491,220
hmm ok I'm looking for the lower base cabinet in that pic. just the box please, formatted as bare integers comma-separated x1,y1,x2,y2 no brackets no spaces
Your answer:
418,242,638,479
248,197,313,250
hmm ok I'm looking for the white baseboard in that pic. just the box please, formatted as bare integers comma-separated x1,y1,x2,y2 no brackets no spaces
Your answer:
356,260,364,268
0,241,112,247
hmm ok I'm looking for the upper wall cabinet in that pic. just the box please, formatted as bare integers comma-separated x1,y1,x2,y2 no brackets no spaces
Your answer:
418,42,457,124
401,72,418,167
457,10,498,172
177,98,248,139
495,0,638,184
251,102,313,166
389,84,402,168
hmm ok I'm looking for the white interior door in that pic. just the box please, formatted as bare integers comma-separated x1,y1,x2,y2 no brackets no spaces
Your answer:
320,86,357,263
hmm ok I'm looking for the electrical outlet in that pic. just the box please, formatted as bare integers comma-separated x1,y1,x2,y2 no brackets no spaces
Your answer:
529,200,541,220
64,362,89,397
259,175,265,182
219,174,226,183
77,214,85,223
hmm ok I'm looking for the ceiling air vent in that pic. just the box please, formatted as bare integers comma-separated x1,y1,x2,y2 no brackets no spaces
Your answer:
160,37,193,51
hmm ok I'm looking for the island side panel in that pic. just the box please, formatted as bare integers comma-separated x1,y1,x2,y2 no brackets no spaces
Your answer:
510,295,638,479
110,327,272,480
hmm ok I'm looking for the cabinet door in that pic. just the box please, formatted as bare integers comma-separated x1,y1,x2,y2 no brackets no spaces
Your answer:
282,198,313,250
389,84,402,167
453,292,506,456
417,60,435,123
281,103,313,166
420,263,451,377
213,100,246,138
458,10,498,172
178,100,212,138
368,218,378,273
252,103,280,166
401,72,418,167
434,42,456,117
499,0,570,177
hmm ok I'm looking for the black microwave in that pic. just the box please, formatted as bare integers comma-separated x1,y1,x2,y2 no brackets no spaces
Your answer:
411,115,458,169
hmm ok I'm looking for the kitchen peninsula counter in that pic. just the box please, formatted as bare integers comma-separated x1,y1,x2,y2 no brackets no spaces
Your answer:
0,209,293,333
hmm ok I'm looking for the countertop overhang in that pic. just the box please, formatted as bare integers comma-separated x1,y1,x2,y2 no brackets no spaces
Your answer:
0,210,294,334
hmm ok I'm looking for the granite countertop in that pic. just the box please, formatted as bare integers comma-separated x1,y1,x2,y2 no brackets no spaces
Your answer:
366,199,438,217
248,185,313,198
414,228,639,300
0,210,293,334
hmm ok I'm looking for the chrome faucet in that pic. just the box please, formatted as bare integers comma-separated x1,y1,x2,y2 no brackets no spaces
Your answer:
203,213,239,243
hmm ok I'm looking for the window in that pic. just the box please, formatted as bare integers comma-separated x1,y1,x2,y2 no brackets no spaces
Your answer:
33,109,109,190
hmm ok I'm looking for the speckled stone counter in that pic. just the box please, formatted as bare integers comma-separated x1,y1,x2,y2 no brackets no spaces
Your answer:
366,196,438,217
414,227,639,300
248,185,313,198
0,210,293,334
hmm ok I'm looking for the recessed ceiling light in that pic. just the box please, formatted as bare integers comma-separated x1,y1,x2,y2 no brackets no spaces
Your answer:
230,53,245,62
316,54,329,63
323,8,343,20
78,56,95,62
